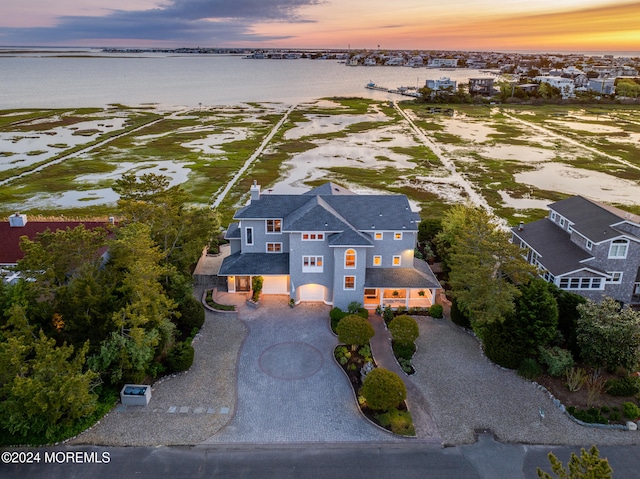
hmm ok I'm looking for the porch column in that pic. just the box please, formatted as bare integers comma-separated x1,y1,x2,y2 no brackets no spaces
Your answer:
405,288,409,308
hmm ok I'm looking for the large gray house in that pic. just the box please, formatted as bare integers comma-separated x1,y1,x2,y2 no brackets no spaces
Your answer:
512,196,640,307
219,182,441,310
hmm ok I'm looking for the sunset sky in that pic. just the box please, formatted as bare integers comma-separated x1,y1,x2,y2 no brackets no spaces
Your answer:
1,0,639,52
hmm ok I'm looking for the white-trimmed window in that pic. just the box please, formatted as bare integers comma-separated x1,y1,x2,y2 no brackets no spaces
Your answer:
245,227,253,246
568,224,573,233
266,219,281,233
344,276,355,290
559,277,604,290
392,255,401,266
550,211,556,221
266,242,282,253
606,272,623,284
302,255,323,273
609,239,628,259
559,218,565,228
373,255,382,266
302,232,324,241
345,249,356,268
374,232,383,240
586,240,593,250
394,232,403,240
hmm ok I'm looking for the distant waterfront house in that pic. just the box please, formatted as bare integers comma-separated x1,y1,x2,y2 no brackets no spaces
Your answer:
218,182,441,310
427,58,458,68
425,77,457,92
512,196,640,307
468,78,496,96
534,75,576,99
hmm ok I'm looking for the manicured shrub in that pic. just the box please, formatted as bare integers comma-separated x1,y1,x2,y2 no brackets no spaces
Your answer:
606,376,640,397
428,304,443,319
330,307,347,332
568,407,608,424
347,301,362,314
517,358,542,380
382,306,394,325
538,346,575,377
360,368,407,411
376,408,416,436
336,314,374,350
623,401,640,420
392,341,416,360
174,295,205,340
357,308,369,319
166,341,195,373
358,345,372,362
388,315,419,346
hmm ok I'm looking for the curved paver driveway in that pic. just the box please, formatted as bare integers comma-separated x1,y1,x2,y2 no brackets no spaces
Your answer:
204,295,400,443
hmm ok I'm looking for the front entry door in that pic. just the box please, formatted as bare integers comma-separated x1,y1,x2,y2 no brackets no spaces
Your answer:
237,276,251,292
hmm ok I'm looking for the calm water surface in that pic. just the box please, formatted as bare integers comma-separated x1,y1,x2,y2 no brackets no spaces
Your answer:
0,53,495,108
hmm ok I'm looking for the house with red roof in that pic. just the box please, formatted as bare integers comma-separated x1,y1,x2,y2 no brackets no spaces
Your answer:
1,213,110,283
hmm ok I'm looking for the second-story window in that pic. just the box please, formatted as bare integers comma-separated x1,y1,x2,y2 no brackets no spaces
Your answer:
345,249,356,268
245,227,253,246
609,239,628,259
266,242,282,253
303,256,323,273
374,232,383,240
266,219,281,233
394,232,403,240
302,232,324,241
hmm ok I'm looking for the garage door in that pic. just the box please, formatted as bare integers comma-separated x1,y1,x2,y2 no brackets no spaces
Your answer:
262,275,289,294
298,284,327,302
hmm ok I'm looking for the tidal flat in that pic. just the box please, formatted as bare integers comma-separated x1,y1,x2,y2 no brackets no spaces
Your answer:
1,100,639,226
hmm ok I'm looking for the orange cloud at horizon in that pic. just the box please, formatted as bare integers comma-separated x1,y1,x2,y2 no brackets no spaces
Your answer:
255,1,640,51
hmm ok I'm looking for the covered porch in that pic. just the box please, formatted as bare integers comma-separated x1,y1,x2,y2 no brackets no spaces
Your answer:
363,259,441,310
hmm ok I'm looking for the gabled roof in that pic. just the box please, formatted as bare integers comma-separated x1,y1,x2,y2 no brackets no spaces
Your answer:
234,182,420,232
0,220,108,265
303,182,355,196
550,196,636,242
512,218,594,276
218,252,290,276
328,229,373,247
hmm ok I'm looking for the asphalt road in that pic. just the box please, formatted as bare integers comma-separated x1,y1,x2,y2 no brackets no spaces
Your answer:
3,435,639,479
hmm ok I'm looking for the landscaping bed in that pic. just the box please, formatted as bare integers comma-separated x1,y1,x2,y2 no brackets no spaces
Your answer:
334,344,415,436
535,368,640,425
204,289,236,312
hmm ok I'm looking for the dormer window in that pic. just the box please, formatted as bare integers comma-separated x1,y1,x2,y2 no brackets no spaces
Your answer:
609,239,628,259
266,219,281,233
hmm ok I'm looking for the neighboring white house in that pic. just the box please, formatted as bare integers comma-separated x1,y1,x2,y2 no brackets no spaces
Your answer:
425,77,457,91
534,76,576,98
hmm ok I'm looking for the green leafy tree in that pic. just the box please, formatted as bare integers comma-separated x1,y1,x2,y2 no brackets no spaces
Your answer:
360,368,407,411
438,205,536,332
90,223,177,384
576,297,640,371
388,315,419,346
537,445,612,479
0,305,99,440
336,314,375,351
113,173,219,275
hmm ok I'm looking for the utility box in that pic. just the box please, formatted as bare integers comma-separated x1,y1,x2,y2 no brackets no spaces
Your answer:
120,384,152,406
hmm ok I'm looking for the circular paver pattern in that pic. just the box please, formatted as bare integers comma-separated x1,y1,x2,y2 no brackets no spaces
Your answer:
259,342,324,380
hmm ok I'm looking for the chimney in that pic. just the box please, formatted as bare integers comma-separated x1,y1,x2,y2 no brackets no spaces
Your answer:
518,221,524,231
250,180,261,203
8,213,28,227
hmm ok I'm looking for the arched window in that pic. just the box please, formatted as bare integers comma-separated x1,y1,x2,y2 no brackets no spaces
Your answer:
345,249,356,268
609,239,628,259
